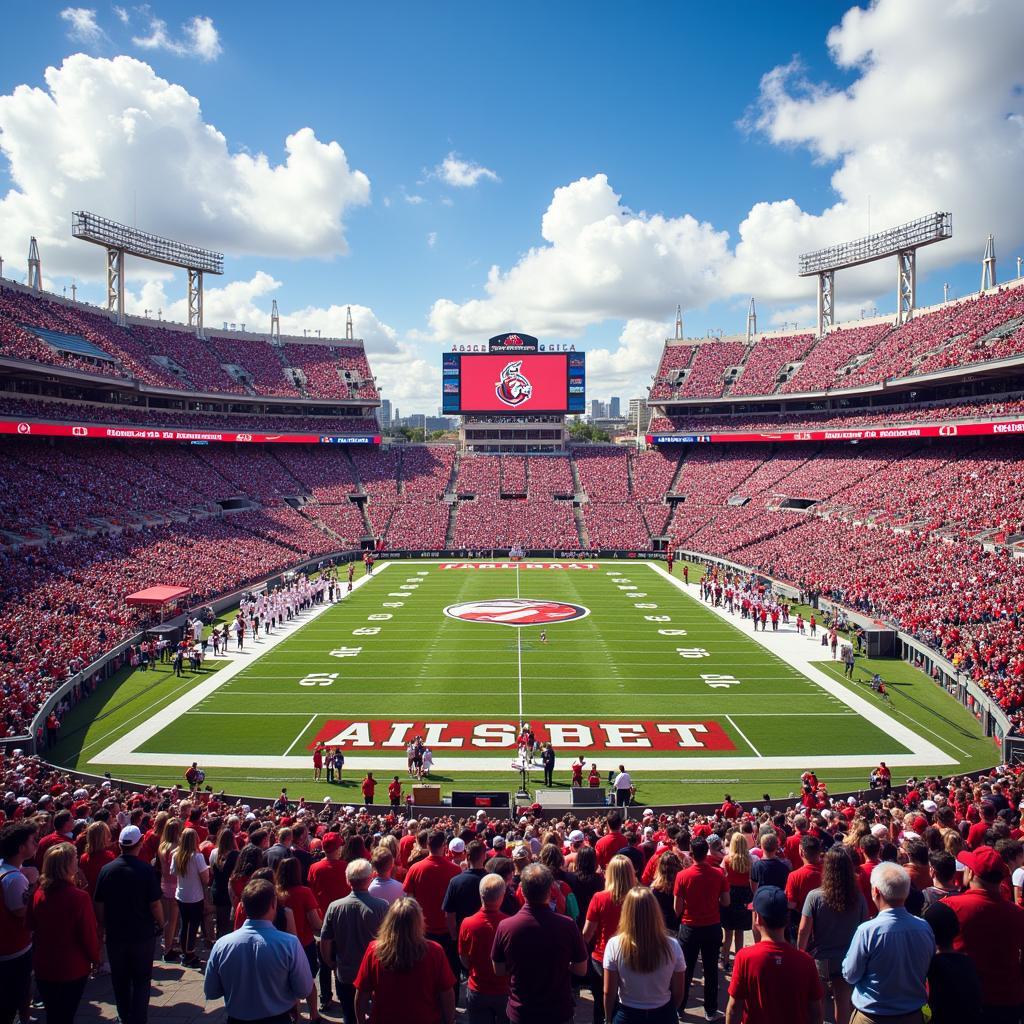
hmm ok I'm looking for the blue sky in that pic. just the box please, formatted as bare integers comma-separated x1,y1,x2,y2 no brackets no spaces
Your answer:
1,1,1022,410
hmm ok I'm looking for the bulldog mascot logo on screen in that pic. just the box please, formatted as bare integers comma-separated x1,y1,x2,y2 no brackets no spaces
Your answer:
494,360,533,407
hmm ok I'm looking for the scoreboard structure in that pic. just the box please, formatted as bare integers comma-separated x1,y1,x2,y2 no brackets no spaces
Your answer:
443,333,586,451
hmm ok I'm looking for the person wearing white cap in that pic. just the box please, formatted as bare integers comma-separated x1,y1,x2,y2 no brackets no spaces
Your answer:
94,825,164,1024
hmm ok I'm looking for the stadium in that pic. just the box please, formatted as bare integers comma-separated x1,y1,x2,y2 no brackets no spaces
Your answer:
3,4,1024,1024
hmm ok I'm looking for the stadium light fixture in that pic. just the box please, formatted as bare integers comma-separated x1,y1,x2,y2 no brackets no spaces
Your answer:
798,211,952,334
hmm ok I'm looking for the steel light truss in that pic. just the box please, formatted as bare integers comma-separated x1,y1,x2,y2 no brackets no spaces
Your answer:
798,212,952,276
72,211,223,274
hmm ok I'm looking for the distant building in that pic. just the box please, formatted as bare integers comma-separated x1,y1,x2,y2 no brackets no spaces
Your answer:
610,396,621,418
628,398,651,432
380,398,392,428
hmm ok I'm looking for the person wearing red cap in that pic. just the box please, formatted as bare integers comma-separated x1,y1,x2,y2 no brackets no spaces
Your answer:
942,845,1024,1022
308,833,350,1011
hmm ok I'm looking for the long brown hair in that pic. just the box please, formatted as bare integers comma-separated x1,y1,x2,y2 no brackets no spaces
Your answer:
651,851,682,895
374,897,427,972
617,886,673,973
604,855,636,904
821,846,859,913
159,818,182,861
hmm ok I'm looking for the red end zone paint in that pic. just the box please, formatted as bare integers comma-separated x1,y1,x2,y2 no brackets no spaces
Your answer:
308,720,736,752
440,562,597,570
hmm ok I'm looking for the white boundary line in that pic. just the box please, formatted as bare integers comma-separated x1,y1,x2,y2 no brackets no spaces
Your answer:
88,559,958,773
283,714,318,756
725,714,763,756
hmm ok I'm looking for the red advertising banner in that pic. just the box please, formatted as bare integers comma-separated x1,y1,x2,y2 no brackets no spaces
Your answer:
458,353,569,413
308,719,736,752
646,418,1024,446
0,420,380,445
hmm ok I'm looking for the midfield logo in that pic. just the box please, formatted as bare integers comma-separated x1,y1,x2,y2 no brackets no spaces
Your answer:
444,598,589,626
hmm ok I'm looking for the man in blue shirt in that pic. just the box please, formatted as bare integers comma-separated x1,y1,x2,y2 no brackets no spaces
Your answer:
842,862,934,1024
204,879,313,1024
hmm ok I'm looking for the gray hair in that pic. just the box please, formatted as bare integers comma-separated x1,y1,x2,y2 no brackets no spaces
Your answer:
479,873,506,905
346,858,374,885
870,861,910,904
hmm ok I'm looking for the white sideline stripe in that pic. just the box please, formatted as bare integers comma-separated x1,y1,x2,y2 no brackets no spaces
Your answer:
283,714,317,756
645,563,956,766
89,560,957,773
726,714,763,757
186,710,857,718
88,563,391,767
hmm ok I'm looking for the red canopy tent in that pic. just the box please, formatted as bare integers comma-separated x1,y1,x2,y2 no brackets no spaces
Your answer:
125,585,192,622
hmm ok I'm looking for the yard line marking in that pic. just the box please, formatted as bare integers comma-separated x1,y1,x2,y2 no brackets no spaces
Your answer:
726,715,763,757
516,562,523,724
283,714,318,756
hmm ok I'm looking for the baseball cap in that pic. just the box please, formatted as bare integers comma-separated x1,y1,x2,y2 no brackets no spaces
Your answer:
750,885,788,928
119,825,142,846
568,829,585,843
449,838,466,854
921,799,938,813
642,808,654,818
959,845,1002,877
512,845,530,861
870,824,888,838
900,830,920,841
322,832,342,853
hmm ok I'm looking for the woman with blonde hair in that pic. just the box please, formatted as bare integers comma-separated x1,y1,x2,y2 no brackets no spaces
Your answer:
79,820,114,897
157,817,183,960
720,832,753,971
582,855,637,1024
31,843,100,1024
170,826,209,968
602,886,685,1024
353,897,456,1024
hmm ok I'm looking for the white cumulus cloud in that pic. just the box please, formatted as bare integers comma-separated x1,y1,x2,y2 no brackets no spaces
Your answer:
133,14,222,61
0,55,371,279
436,152,499,188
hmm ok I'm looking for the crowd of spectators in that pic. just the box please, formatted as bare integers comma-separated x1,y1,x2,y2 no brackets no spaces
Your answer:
680,341,746,399
282,345,378,401
5,752,1024,1022
0,393,381,434
646,395,1024,435
729,333,815,397
500,456,528,494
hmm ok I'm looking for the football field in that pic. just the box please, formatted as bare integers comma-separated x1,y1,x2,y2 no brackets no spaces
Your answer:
65,559,996,804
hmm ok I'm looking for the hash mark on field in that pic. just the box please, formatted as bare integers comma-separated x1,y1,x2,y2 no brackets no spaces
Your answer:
725,714,762,757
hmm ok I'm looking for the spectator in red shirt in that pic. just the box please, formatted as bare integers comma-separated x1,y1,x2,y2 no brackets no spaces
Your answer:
595,811,626,869
785,816,809,869
458,873,509,1024
36,809,74,864
387,776,402,808
402,830,462,983
943,845,1024,1021
31,843,101,1024
728,885,824,1024
354,898,455,1024
673,837,729,1019
361,773,376,804
79,821,115,898
308,832,349,1009
275,857,322,1021
786,835,824,929
966,804,996,850
583,855,636,1024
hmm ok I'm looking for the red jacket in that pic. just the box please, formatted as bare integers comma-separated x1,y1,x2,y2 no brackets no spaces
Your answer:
30,882,100,981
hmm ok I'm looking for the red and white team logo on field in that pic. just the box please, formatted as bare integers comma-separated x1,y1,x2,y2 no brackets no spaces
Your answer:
444,598,589,626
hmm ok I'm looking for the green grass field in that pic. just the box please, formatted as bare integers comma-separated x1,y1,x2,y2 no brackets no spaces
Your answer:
51,559,999,805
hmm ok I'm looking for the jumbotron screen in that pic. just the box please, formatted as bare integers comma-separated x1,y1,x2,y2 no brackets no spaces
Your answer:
442,336,585,415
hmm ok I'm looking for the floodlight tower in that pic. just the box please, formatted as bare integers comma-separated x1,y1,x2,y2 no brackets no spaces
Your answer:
270,299,281,343
674,305,683,340
981,234,997,291
71,211,223,333
799,212,952,335
27,237,42,291
746,298,757,343
346,305,354,341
